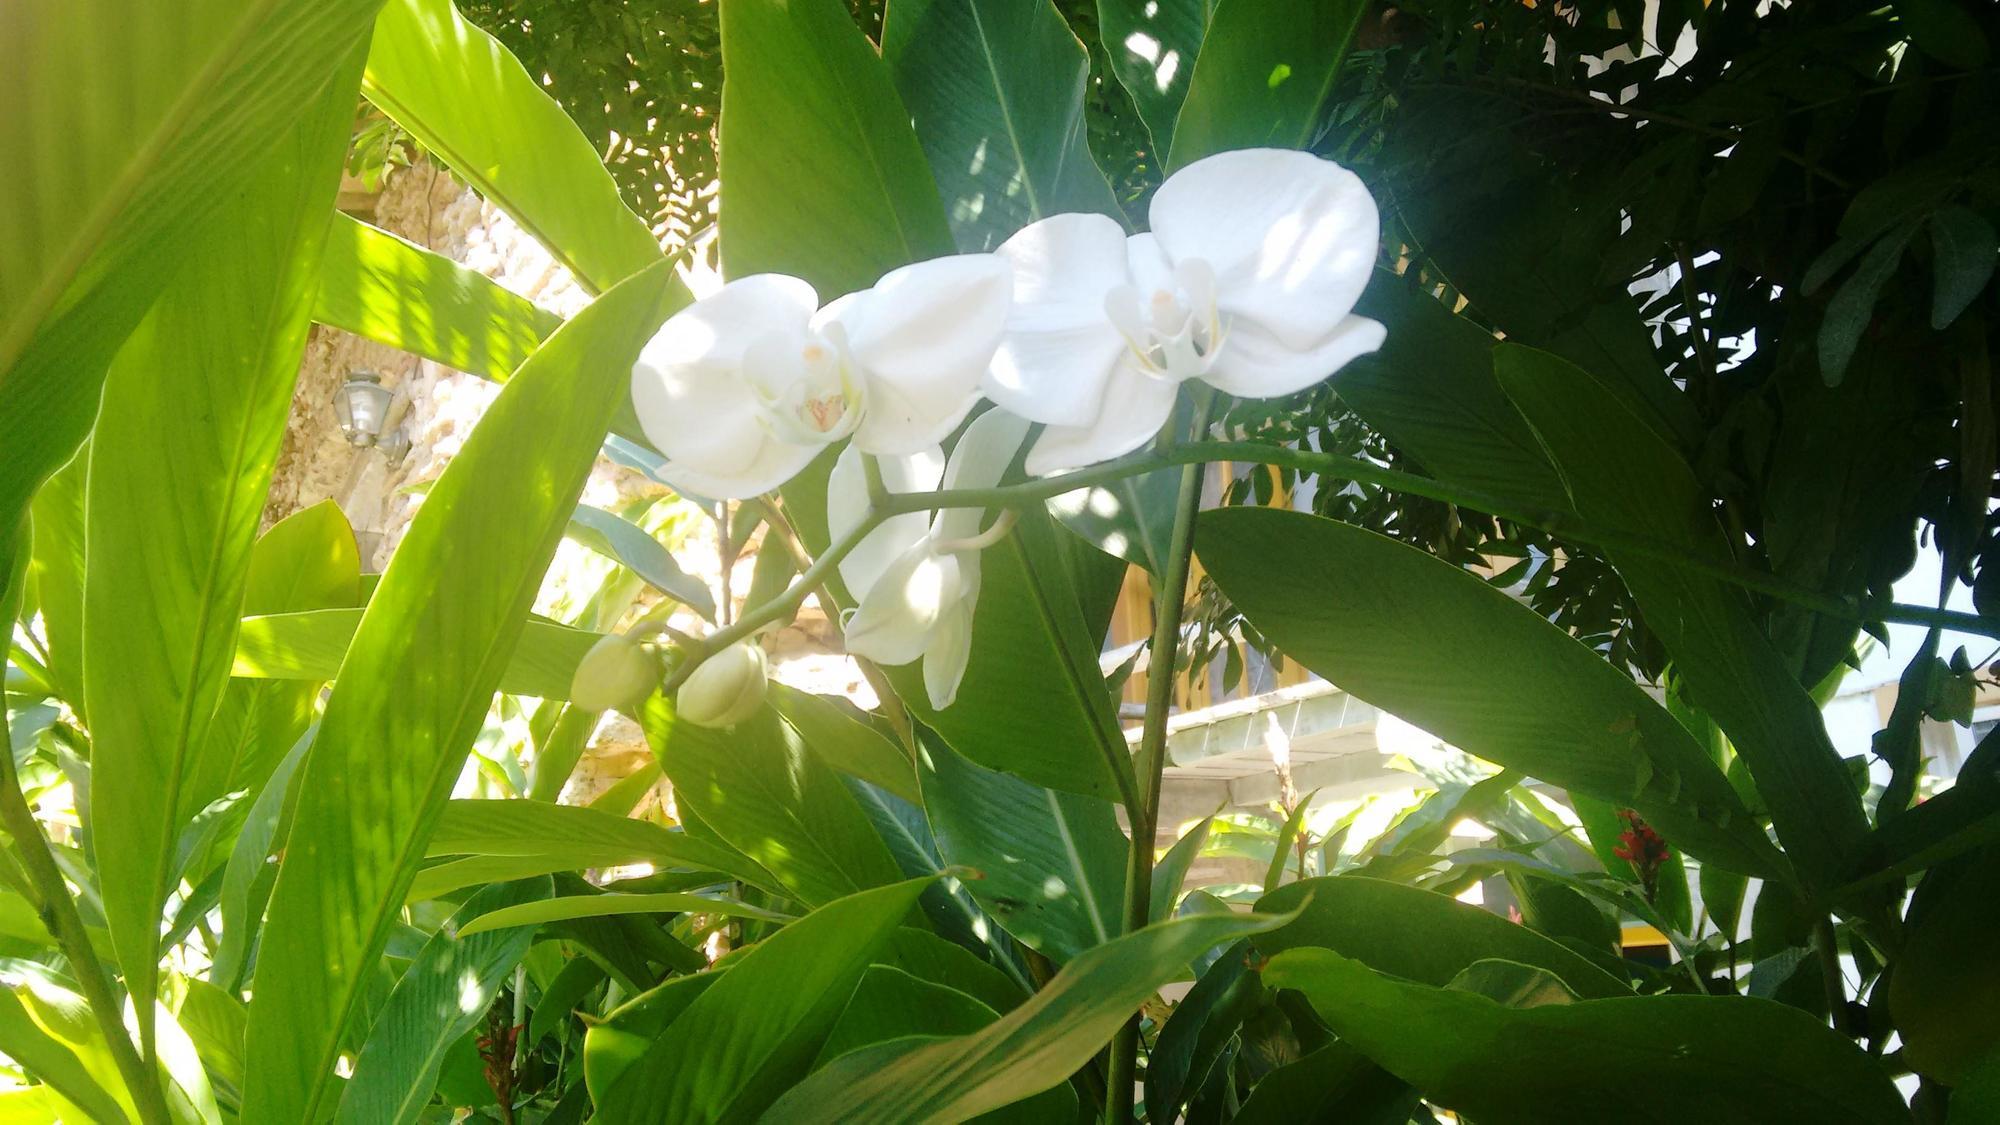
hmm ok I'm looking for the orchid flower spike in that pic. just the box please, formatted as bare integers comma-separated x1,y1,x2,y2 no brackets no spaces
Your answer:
631,254,1013,498
827,409,1031,709
984,148,1385,474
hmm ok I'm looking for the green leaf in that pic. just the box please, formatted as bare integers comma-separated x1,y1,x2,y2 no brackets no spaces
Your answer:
567,504,717,621
881,0,1123,251
233,608,604,700
918,735,1126,961
817,967,1079,1125
1264,791,1316,891
1340,278,1574,516
1168,0,1369,168
82,53,366,1030
427,798,774,889
1049,467,1182,574
759,907,1293,1124
642,698,904,906
0,0,386,559
176,979,249,1100
1197,507,1780,878
362,0,661,293
770,685,920,804
1097,0,1215,150
1266,947,1908,1124
1145,941,1258,1123
459,892,795,938
1929,205,1998,330
592,878,932,1122
1493,344,1869,896
1896,0,1992,69
1838,756,2000,893
212,727,315,990
1234,1042,1416,1125
313,212,560,381
1151,815,1215,924
240,257,684,1123
1819,228,1912,385
335,878,553,1125
1256,876,1631,999
1886,845,2000,1083
0,986,126,1125
718,0,954,296
23,455,87,712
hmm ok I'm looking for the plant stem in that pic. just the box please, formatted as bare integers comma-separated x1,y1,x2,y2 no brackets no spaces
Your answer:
660,506,888,695
1815,915,1853,1037
1105,394,1215,1122
0,729,171,1124
879,439,1999,641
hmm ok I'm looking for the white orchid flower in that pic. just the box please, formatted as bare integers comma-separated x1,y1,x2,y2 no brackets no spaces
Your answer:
630,254,1013,498
826,409,1031,709
984,148,1386,474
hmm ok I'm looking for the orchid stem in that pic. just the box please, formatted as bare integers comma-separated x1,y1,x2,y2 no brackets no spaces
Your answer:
1105,390,1215,1123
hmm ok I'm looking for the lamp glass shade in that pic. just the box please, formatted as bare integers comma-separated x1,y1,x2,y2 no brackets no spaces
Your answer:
336,373,393,447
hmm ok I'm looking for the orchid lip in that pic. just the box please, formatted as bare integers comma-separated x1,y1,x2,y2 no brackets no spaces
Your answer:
749,325,867,447
1102,256,1227,382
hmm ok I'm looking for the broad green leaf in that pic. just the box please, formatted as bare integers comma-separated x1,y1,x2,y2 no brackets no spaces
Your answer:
233,608,603,701
185,502,361,889
0,986,126,1125
1886,845,2000,1084
82,54,365,1031
362,0,661,293
0,0,387,558
1256,876,1630,1000
583,972,724,1105
1151,815,1214,924
459,892,795,938
313,212,559,381
1896,0,1992,70
211,727,315,990
816,968,1076,1124
919,735,1125,961
1266,947,1908,1124
770,685,920,804
1097,0,1216,149
567,504,717,621
336,878,552,1125
1198,508,1781,878
1819,228,1912,386
881,0,1123,251
241,258,684,1123
1049,467,1181,574
759,907,1293,1123
1145,941,1257,1123
1339,278,1573,515
1928,205,1997,330
1234,1042,1417,1125
1953,1050,2000,1124
593,878,933,1123
23,454,87,712
1493,344,1868,895
1168,0,1369,168
883,928,1030,1018
718,0,954,296
427,798,774,890
642,698,903,906
1839,753,2000,893
175,979,248,1100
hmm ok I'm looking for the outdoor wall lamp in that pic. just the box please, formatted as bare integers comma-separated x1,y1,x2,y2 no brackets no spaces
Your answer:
334,370,411,464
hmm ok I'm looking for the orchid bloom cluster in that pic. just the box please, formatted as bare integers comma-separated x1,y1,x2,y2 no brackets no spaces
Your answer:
626,148,1383,722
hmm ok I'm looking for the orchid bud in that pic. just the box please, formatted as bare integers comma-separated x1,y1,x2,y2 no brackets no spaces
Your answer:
569,632,662,712
675,641,769,729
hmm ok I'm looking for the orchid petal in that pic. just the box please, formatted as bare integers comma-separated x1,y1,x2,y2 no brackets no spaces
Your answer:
986,213,1131,426
631,275,817,474
659,436,820,501
844,547,962,666
1206,314,1387,399
1024,357,1177,475
836,254,1012,455
1150,149,1378,351
923,595,977,710
829,442,943,600
933,409,1030,543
